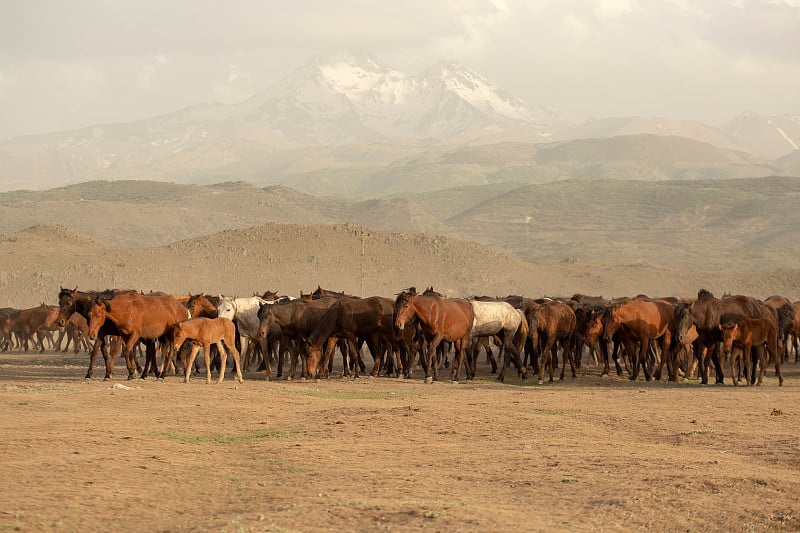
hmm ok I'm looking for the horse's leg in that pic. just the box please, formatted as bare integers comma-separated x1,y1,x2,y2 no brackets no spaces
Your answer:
213,341,224,384
425,335,444,384
87,337,103,379
772,341,784,386
184,344,201,383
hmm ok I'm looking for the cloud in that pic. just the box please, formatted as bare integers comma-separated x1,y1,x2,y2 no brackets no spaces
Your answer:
0,0,797,139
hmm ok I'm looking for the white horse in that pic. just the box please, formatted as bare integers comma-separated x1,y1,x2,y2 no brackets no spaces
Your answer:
216,296,270,377
468,300,528,382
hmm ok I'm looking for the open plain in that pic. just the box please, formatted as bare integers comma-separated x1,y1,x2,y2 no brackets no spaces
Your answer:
1,349,799,532
1,179,800,531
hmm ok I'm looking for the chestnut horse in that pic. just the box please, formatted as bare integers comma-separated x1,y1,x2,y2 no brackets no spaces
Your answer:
603,298,674,382
720,317,781,386
1,304,60,353
171,317,243,384
85,290,189,380
394,288,474,383
57,287,129,379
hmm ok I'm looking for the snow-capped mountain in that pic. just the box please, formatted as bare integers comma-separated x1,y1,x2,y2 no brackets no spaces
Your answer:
239,53,579,142
722,111,800,160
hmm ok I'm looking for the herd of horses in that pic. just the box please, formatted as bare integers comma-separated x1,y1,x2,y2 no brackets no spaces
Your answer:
1,285,799,387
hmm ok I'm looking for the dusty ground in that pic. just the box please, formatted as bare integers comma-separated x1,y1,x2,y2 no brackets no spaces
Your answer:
1,348,799,532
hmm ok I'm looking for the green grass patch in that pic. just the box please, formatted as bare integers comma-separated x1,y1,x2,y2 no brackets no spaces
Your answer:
153,428,303,445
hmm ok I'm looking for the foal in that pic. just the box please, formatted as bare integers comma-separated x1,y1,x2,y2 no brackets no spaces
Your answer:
172,317,243,384
720,318,782,386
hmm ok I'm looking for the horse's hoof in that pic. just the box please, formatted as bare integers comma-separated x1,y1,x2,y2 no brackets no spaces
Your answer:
314,378,321,383
452,380,459,384
425,377,433,384
537,380,544,385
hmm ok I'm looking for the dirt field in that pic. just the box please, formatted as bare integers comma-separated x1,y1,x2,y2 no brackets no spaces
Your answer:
1,349,799,533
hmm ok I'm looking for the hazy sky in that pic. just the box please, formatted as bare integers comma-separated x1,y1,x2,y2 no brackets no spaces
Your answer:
0,0,798,141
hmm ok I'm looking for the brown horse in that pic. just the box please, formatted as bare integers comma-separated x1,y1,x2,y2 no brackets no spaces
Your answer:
582,306,630,377
527,301,576,384
57,287,132,379
603,298,673,382
720,317,781,386
305,296,397,379
394,288,474,383
257,297,339,379
85,290,189,380
763,295,796,362
1,304,60,352
674,290,764,384
171,317,243,384
791,301,800,362
311,286,355,299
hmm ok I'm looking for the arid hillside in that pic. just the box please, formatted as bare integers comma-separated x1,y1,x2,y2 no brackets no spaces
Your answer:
2,177,800,272
1,223,797,309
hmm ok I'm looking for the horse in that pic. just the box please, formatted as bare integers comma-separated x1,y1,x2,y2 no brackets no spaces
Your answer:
171,317,243,384
791,301,800,362
720,317,781,386
394,288,474,383
305,296,397,379
62,313,91,354
311,286,356,300
674,290,764,384
216,296,269,377
527,301,577,384
257,297,339,379
762,295,796,362
468,299,528,382
603,298,673,382
1,304,60,353
84,290,189,380
57,287,134,379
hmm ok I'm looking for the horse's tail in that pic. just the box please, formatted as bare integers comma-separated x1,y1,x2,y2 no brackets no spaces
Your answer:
514,310,528,352
777,304,795,338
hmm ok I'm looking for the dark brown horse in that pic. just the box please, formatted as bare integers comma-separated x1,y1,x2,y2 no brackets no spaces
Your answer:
720,317,781,386
763,295,796,362
674,289,764,384
394,288,474,383
527,300,577,384
257,297,338,379
305,296,397,379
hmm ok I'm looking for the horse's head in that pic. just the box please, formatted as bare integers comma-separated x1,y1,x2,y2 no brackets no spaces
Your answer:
719,321,740,355
0,310,14,334
57,286,78,327
601,306,621,342
584,309,605,344
305,343,323,379
394,288,418,331
171,322,188,352
216,297,236,320
86,298,110,340
673,302,694,343
256,302,274,338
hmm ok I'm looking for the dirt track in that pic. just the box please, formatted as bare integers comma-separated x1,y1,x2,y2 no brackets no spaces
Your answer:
1,350,799,532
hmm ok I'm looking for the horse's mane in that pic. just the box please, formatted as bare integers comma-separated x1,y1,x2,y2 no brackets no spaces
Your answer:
697,289,715,300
